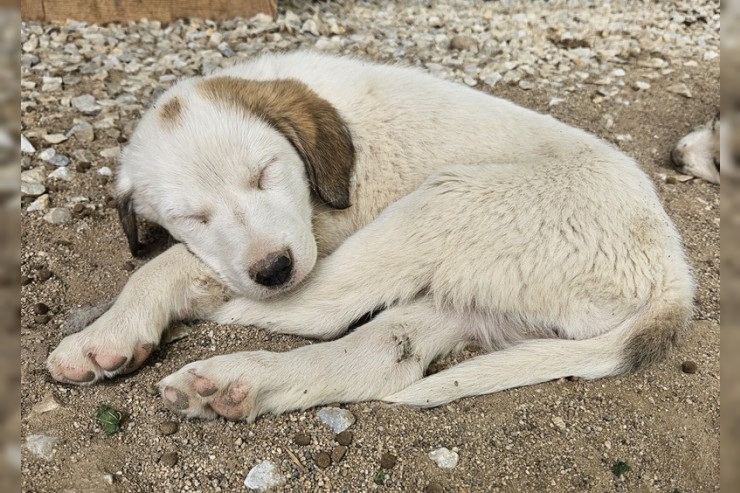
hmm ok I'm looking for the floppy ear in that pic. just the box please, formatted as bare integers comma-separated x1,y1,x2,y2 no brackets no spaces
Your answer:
116,191,140,257
197,77,356,209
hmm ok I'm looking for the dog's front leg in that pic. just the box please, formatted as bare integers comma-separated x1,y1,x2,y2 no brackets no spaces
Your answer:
47,244,230,384
158,301,466,421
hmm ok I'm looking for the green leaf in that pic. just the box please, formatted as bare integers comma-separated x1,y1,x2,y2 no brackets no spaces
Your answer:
373,469,386,485
612,460,631,477
96,404,122,436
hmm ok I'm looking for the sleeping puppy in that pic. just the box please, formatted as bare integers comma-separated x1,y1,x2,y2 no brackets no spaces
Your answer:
671,111,721,184
46,52,694,422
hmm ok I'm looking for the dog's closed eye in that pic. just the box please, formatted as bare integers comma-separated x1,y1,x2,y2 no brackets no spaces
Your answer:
255,156,279,191
177,213,211,225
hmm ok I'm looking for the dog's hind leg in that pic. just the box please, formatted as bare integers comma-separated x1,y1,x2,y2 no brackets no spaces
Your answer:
159,300,466,421
47,244,230,385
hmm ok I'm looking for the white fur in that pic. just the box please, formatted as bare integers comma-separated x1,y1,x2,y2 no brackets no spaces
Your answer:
672,113,721,184
47,52,694,420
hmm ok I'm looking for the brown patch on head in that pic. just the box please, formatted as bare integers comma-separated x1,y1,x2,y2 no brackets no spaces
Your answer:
197,77,355,209
158,97,183,127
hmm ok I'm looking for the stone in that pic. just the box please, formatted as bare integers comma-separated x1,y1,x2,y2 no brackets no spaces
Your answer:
43,207,72,225
317,407,355,433
159,451,178,466
100,146,120,159
21,182,45,197
314,451,331,469
552,416,567,430
159,421,179,436
428,447,459,469
38,148,56,162
30,392,63,416
48,167,73,181
293,432,310,446
633,81,651,90
71,94,102,115
335,430,353,446
380,452,397,469
21,135,35,153
331,445,347,463
48,154,70,167
98,166,113,176
43,133,68,144
681,360,698,374
69,121,95,142
41,76,63,92
244,460,286,491
667,83,692,99
27,195,50,212
449,35,477,51
25,434,59,460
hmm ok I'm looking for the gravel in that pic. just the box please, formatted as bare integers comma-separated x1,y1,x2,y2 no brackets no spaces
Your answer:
20,0,719,491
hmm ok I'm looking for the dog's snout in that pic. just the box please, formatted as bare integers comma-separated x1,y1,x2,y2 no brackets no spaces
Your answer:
249,250,293,287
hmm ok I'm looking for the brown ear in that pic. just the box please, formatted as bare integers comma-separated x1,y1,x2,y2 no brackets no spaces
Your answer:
197,77,356,209
116,192,140,257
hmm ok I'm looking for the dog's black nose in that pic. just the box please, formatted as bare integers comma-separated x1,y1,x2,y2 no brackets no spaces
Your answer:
250,250,293,287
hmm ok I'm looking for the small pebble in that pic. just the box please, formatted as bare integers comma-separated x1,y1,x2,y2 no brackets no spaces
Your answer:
335,430,353,446
428,447,459,469
122,261,136,272
380,452,397,469
293,432,310,446
75,162,92,173
36,268,52,282
317,407,355,433
681,360,698,374
72,203,86,215
145,385,159,397
425,482,445,493
331,445,347,463
159,421,179,436
33,302,49,314
449,34,477,51
35,314,52,324
43,208,72,225
159,451,178,466
244,460,285,491
314,451,331,469
21,275,32,286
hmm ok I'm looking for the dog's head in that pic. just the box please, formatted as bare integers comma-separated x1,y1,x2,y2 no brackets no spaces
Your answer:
116,76,355,298
671,112,720,184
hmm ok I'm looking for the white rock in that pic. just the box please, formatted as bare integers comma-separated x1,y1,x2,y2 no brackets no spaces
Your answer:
244,460,285,491
69,121,94,142
27,194,50,212
552,416,567,430
49,167,73,181
38,148,56,161
428,447,459,469
21,135,35,153
43,133,68,144
21,181,45,197
703,50,718,61
483,72,502,87
21,168,46,184
30,392,63,416
43,207,72,225
98,166,113,176
317,407,355,433
71,94,102,115
518,79,535,90
633,81,651,90
48,154,70,167
24,434,59,460
41,76,63,92
100,146,120,159
667,83,692,99
548,97,565,107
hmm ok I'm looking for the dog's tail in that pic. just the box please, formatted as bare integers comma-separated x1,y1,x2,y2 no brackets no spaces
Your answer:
383,298,692,407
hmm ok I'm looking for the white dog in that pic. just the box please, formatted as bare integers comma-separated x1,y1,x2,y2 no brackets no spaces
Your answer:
671,111,721,184
47,52,694,421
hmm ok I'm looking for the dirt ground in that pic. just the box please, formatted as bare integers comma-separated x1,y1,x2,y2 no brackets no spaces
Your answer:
21,5,719,493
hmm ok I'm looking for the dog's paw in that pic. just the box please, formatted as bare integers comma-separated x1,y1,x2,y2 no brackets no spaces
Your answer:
158,352,275,421
47,313,158,385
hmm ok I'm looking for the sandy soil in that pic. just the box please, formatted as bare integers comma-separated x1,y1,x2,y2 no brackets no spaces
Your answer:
21,4,719,493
